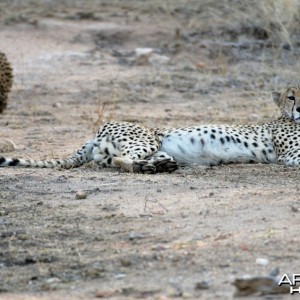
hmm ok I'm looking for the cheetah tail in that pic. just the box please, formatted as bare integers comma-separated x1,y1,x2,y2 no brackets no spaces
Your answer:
0,156,78,168
0,140,95,169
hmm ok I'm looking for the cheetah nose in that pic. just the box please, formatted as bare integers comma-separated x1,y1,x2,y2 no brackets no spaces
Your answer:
296,107,300,113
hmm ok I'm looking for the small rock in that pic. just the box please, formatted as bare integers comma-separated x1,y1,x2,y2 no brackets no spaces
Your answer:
121,286,135,296
52,102,62,108
135,47,154,56
233,275,290,296
282,43,291,50
114,273,126,279
151,244,167,251
120,257,132,267
46,277,61,284
129,232,145,241
95,289,116,298
256,258,269,266
195,280,209,290
157,296,172,300
134,48,170,66
166,284,182,297
75,190,87,199
0,139,16,153
135,48,154,65
196,62,205,68
269,268,280,277
290,205,299,213
149,54,170,66
139,213,153,217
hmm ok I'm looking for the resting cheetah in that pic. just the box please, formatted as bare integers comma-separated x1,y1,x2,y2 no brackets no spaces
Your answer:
0,86,300,173
0,51,13,113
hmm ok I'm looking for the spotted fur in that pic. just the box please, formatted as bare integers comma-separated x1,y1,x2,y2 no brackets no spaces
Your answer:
1,86,300,172
0,52,13,113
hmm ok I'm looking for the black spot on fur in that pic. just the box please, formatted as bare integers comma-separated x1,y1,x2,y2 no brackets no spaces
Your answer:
9,158,19,166
104,148,109,155
190,137,195,144
220,137,225,145
0,157,5,164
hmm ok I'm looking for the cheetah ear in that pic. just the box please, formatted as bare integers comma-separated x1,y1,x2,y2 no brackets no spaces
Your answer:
271,91,281,106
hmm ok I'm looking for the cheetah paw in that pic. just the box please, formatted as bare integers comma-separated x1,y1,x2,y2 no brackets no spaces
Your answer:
153,158,179,173
132,160,156,174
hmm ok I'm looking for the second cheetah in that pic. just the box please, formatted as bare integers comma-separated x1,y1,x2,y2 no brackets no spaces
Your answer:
0,51,13,113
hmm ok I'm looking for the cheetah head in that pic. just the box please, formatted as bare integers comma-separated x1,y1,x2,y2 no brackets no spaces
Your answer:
272,86,300,122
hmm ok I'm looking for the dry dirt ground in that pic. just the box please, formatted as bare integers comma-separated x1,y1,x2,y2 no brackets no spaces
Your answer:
1,1,300,299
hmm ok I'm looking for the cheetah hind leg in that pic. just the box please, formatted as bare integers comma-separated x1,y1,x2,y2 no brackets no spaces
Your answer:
113,157,156,174
133,151,179,174
113,151,179,174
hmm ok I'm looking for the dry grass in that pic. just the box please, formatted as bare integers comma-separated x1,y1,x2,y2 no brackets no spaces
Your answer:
2,0,300,41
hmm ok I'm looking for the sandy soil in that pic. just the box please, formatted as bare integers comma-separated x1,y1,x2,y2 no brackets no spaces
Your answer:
0,1,300,299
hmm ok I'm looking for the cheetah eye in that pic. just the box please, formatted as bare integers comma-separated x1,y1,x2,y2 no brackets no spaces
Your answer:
288,96,295,101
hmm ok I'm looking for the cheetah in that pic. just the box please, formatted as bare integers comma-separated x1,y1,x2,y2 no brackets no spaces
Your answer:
1,86,300,173
0,51,13,113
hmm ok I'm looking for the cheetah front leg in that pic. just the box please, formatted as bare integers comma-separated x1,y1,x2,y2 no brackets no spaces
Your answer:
277,150,300,166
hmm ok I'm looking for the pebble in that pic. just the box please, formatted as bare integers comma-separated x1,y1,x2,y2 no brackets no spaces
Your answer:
166,284,182,297
195,280,209,290
255,258,269,266
134,47,170,66
269,267,280,277
149,54,170,66
46,277,61,284
75,190,87,199
95,289,116,298
0,139,16,153
135,47,153,56
233,275,289,296
129,231,145,241
151,244,167,251
114,273,126,279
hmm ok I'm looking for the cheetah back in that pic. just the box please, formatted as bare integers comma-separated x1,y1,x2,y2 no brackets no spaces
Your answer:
0,51,13,113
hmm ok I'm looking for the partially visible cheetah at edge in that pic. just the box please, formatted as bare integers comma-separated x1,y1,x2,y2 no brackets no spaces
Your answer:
0,51,13,113
1,86,300,173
